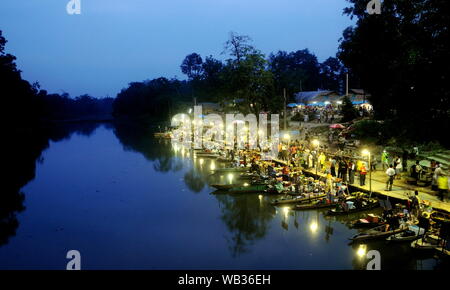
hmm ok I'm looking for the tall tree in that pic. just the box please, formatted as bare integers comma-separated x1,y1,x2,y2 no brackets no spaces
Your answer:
180,53,203,80
338,0,450,144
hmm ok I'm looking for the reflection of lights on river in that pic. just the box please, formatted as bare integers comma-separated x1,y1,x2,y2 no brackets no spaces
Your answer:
258,194,263,200
283,207,289,218
210,161,216,171
227,173,234,184
309,221,318,233
199,158,204,166
357,245,367,258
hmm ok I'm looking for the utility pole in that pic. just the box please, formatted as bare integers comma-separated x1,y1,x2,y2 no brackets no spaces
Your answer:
346,73,349,97
283,88,287,130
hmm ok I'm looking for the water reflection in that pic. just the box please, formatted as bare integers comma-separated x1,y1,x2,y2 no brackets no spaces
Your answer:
2,121,446,269
215,194,276,257
1,122,104,247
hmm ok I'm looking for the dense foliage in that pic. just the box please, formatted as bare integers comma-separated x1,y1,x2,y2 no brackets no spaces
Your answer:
338,0,450,145
113,32,348,118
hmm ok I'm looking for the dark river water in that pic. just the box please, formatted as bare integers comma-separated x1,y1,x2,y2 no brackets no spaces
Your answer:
0,122,447,270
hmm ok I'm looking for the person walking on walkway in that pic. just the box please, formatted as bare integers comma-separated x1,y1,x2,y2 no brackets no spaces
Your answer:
386,165,396,191
359,163,367,186
381,150,389,170
348,160,355,184
437,171,449,202
394,156,402,179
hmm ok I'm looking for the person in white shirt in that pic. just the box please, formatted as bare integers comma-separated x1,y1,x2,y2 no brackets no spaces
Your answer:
386,165,396,191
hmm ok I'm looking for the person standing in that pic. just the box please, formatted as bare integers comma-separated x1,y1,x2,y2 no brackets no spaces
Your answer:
330,157,336,177
348,160,355,184
359,163,367,186
386,165,396,191
381,150,389,170
432,163,443,191
394,156,402,179
340,159,348,183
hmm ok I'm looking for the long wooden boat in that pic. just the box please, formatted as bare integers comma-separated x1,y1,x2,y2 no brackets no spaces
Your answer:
294,200,339,210
271,193,327,206
227,184,268,194
211,182,267,191
351,214,386,228
411,238,439,251
386,225,425,242
326,199,380,216
349,224,407,243
213,167,249,173
216,157,233,163
237,173,262,180
195,153,219,158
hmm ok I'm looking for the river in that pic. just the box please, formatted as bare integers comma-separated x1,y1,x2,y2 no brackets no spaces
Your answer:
0,122,446,269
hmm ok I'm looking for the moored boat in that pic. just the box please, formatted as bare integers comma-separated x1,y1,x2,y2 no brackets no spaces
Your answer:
326,198,379,216
349,224,407,243
351,214,386,228
386,225,425,242
271,193,327,206
294,200,339,210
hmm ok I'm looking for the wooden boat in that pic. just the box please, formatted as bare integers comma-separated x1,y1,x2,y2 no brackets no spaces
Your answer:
216,157,233,163
349,224,407,243
237,173,262,180
430,211,450,223
195,153,219,158
294,200,339,210
213,167,249,173
386,225,425,242
211,181,267,191
326,199,379,216
411,238,439,252
271,193,327,206
351,214,386,228
227,184,268,193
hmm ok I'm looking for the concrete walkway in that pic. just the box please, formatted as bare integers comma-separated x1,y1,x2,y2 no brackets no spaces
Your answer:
302,168,450,213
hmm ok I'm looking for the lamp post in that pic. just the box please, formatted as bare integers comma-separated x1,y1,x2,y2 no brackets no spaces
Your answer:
312,139,320,175
362,149,372,197
283,133,291,165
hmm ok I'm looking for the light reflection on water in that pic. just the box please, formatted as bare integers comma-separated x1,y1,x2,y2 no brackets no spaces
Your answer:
0,122,447,270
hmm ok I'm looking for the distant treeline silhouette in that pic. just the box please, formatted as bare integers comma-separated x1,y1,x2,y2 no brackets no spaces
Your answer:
0,30,113,127
112,32,351,120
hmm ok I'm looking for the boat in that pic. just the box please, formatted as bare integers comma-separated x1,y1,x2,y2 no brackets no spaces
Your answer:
411,238,439,252
226,184,269,194
271,193,327,206
294,199,339,210
213,167,249,173
430,211,450,224
326,199,380,216
351,214,386,228
386,225,425,242
237,173,262,180
195,152,220,158
216,157,233,163
211,181,267,191
349,224,408,243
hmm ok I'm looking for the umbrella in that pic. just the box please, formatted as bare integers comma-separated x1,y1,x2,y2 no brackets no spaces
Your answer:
419,160,431,168
330,124,346,129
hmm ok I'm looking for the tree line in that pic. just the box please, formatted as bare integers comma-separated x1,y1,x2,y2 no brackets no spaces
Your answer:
113,31,351,119
0,30,113,129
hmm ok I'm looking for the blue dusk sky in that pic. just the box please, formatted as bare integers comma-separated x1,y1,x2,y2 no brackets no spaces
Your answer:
0,0,355,98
